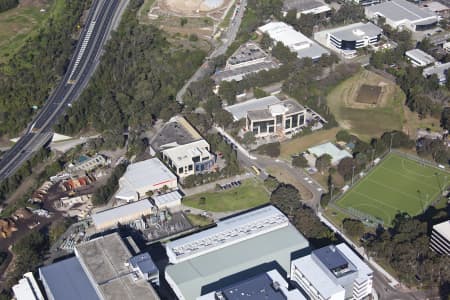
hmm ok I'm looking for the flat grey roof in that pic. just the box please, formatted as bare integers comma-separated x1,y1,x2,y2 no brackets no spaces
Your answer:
75,233,159,300
227,42,268,66
405,48,436,65
39,257,100,300
225,96,281,120
212,60,279,83
423,62,450,80
366,0,436,22
325,22,382,41
166,224,310,300
121,158,176,190
313,246,349,271
92,199,154,229
130,253,159,275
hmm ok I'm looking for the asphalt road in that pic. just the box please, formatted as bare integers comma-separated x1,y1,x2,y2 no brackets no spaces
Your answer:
175,0,248,103
0,0,126,181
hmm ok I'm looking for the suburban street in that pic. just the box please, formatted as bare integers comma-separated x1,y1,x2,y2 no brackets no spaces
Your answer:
0,0,128,181
176,0,248,103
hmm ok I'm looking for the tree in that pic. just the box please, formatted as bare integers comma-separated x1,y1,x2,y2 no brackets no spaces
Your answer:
343,218,365,238
441,107,450,130
292,155,309,168
49,220,71,244
264,176,279,192
338,157,354,180
242,132,256,145
253,87,268,98
316,154,332,173
336,130,351,142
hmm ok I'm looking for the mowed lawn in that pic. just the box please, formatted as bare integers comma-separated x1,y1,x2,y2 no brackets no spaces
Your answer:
337,153,449,225
183,179,270,212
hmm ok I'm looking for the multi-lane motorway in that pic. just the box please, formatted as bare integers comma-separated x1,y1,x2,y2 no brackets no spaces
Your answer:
0,0,127,181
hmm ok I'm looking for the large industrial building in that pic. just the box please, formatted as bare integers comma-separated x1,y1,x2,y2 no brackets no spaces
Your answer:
281,0,331,19
40,233,160,300
115,158,178,201
405,48,436,67
150,116,215,179
197,269,307,300
430,220,450,255
314,22,382,58
91,199,154,231
291,243,373,300
258,22,330,60
12,272,45,300
165,206,310,300
365,0,438,32
225,96,307,138
212,42,280,83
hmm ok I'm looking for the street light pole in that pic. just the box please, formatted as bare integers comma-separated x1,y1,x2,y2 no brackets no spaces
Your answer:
351,165,356,185
389,132,397,152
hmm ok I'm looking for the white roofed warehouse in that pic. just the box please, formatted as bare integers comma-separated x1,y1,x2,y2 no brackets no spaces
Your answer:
365,0,438,32
115,158,177,202
258,21,330,60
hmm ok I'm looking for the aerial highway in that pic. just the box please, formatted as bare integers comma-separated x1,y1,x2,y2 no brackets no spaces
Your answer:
0,0,127,181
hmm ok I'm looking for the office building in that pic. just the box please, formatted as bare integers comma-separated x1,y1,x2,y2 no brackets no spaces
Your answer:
67,154,108,173
197,269,307,300
40,233,160,300
365,0,438,32
352,0,381,7
212,42,280,83
291,243,373,300
165,206,310,300
258,22,330,60
423,62,450,84
91,199,154,231
12,272,45,300
307,142,352,165
281,0,331,19
430,220,450,255
151,190,182,209
225,96,307,137
405,49,436,67
115,158,177,202
150,116,215,178
314,22,382,58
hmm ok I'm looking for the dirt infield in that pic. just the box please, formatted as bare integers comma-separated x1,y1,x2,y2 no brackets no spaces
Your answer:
356,84,382,104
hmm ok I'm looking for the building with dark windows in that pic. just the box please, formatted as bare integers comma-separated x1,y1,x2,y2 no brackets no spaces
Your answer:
405,49,436,67
365,0,438,32
430,220,450,255
281,0,331,19
314,22,382,58
291,243,373,300
423,62,450,84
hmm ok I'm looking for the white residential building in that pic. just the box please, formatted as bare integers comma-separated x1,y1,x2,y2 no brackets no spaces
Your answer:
258,21,330,60
430,220,450,255
291,243,373,300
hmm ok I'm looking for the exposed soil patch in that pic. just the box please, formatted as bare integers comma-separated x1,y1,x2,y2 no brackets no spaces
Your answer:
356,84,382,105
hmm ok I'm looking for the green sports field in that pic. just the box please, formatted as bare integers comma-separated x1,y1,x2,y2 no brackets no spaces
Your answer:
337,153,449,225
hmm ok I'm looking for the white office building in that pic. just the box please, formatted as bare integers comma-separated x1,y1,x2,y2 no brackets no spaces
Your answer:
405,49,436,67
281,0,331,19
314,22,382,58
430,220,450,255
258,21,330,60
291,243,373,300
365,0,438,32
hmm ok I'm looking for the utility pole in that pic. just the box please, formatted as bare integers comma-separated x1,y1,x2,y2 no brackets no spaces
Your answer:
351,165,356,185
371,148,375,167
389,132,397,152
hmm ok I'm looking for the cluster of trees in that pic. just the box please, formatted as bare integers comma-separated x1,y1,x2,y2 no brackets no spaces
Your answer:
56,0,205,147
183,133,241,188
366,212,450,293
0,0,17,12
0,148,52,206
92,163,127,205
269,182,336,247
256,142,280,157
0,1,89,136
